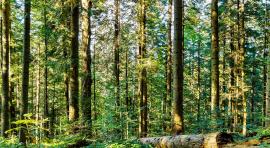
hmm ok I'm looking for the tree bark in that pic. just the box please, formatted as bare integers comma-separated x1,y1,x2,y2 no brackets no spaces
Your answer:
163,0,172,133
264,0,269,127
10,75,16,129
69,0,80,121
114,0,121,137
61,1,70,120
114,0,120,108
93,43,97,121
20,0,31,143
0,13,2,72
210,0,220,124
9,33,15,127
50,83,56,136
35,45,40,143
266,50,270,126
125,44,129,109
197,38,201,127
43,0,49,137
228,25,235,132
81,0,92,130
125,38,129,139
238,0,246,136
173,0,184,135
138,0,147,138
1,0,10,138
140,132,233,148
251,51,255,126
0,15,2,123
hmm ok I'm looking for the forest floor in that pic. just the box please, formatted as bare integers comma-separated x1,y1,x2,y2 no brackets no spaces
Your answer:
223,139,270,147
1,131,270,147
222,133,270,148
55,132,270,148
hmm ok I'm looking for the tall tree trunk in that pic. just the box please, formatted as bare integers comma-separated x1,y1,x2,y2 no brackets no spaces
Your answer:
81,0,92,132
0,19,2,69
16,80,19,111
9,28,15,127
210,0,220,125
20,0,31,143
43,0,49,136
1,0,10,138
197,38,201,127
64,47,69,119
125,48,129,109
10,75,16,129
238,0,246,136
114,0,120,109
35,45,40,143
50,82,56,136
265,0,270,127
93,43,97,121
267,55,270,126
251,51,255,126
138,0,147,138
221,35,226,129
0,12,2,121
69,0,80,121
263,39,267,127
163,0,172,133
64,62,70,119
228,25,235,132
125,39,129,139
173,0,184,135
31,71,34,113
61,1,70,119
114,0,121,137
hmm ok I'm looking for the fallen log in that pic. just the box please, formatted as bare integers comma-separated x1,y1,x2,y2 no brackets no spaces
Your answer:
140,132,233,148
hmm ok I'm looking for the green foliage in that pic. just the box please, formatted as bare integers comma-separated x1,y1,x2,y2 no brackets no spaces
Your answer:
256,127,270,138
5,113,49,143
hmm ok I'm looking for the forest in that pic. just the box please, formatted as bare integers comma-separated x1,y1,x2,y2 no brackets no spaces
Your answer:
0,0,269,147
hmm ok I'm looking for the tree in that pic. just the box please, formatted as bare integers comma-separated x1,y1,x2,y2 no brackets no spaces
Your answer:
114,0,120,110
35,45,41,141
210,0,220,124
61,1,70,119
238,0,246,136
138,0,147,138
69,0,80,121
20,0,31,143
173,0,184,135
228,25,235,132
163,0,172,132
265,0,270,127
1,0,10,137
266,46,270,126
81,0,92,129
114,0,121,136
43,0,49,136
197,34,201,127
93,42,97,121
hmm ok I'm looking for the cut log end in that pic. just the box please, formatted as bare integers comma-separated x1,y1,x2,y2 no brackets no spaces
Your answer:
216,132,233,144
203,132,233,147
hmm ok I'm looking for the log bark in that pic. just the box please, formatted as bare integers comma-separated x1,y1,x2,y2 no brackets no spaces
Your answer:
140,132,233,148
